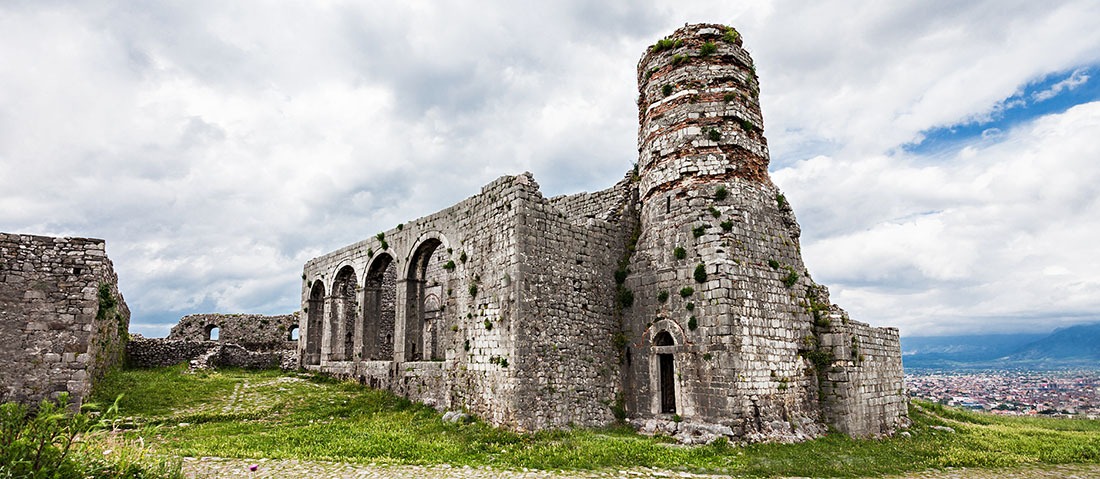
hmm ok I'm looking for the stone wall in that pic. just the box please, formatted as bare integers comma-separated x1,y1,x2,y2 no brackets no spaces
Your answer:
126,335,297,370
170,313,299,351
0,233,129,407
512,174,637,429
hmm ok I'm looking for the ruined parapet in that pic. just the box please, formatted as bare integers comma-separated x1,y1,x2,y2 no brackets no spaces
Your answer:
169,312,300,351
0,232,129,407
621,24,906,442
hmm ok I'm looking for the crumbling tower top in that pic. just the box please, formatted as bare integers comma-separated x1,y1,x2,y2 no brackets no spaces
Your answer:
636,23,770,201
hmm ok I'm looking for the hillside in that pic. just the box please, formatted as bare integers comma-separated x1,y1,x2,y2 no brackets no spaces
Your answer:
903,323,1100,370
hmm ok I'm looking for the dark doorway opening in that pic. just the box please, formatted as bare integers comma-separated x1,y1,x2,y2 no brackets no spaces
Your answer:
659,353,676,413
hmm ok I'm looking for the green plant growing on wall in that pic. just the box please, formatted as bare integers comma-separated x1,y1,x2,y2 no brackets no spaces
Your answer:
723,27,740,43
706,128,721,142
776,193,788,209
685,302,695,312
768,259,780,269
679,287,694,298
617,288,635,309
380,239,389,251
459,251,468,263
708,206,721,218
657,291,669,303
723,92,736,102
672,54,687,65
720,220,733,232
737,118,756,133
484,319,492,331
699,41,717,56
673,246,687,260
662,84,674,96
443,260,456,271
397,223,404,231
694,264,707,283
692,225,707,238
651,37,683,52
688,316,698,331
614,268,629,285
714,186,729,201
782,266,799,288
375,232,385,242
469,284,478,298
367,248,374,258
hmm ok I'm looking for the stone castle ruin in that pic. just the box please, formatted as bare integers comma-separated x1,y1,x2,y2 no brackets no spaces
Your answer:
0,233,129,407
298,24,907,442
0,24,905,443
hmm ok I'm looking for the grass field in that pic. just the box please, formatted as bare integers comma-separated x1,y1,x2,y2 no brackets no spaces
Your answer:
89,365,1100,477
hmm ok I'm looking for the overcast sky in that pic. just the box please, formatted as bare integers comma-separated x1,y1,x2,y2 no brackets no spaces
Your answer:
2,1,1098,338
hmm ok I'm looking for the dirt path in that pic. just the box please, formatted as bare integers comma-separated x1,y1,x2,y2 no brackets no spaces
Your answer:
182,457,1100,478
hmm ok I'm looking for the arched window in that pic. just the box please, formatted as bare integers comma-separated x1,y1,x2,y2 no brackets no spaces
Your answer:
288,325,299,341
204,325,220,341
654,331,675,346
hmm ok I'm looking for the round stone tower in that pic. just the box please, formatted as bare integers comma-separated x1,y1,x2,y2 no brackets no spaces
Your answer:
622,24,826,442
636,23,771,201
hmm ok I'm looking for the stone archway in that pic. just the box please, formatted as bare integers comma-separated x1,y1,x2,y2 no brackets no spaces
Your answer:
304,280,325,365
404,236,450,361
330,265,358,361
362,253,397,361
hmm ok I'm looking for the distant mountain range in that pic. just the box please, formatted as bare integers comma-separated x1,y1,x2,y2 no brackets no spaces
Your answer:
902,323,1100,370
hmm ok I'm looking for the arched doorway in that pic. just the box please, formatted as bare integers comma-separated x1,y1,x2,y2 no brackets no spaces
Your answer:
405,237,449,361
654,331,676,414
304,280,325,365
331,265,358,361
362,253,397,361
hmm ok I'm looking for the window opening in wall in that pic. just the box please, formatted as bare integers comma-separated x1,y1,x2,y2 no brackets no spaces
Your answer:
205,325,220,341
72,267,82,275
666,196,671,214
288,325,299,341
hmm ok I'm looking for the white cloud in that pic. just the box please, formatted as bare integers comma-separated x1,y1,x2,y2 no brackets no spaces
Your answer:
1032,68,1090,102
776,101,1100,336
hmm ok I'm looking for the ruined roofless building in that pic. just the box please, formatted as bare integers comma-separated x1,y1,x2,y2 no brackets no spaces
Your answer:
299,24,907,443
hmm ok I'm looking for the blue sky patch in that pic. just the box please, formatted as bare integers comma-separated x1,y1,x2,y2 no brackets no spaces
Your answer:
904,66,1100,156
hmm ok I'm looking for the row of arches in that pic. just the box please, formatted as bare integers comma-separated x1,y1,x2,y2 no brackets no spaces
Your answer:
301,237,452,366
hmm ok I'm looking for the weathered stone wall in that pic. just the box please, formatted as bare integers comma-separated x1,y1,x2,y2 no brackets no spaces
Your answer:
170,313,299,351
511,174,637,429
125,335,216,368
126,335,297,370
818,316,908,437
300,173,525,424
0,233,129,407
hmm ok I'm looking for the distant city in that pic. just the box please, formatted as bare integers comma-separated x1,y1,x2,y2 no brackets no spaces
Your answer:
905,369,1100,418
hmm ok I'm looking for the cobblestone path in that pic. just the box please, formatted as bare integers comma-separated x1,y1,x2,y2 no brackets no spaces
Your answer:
182,457,1100,478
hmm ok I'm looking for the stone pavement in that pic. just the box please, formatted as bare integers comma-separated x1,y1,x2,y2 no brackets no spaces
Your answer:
182,457,1100,478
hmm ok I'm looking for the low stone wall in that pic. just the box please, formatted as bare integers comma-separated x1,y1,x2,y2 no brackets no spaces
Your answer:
126,335,296,370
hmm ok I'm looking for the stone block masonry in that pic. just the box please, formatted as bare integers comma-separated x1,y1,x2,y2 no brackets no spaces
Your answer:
299,23,907,442
0,232,129,407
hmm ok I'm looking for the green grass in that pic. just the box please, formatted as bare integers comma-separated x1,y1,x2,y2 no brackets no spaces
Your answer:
90,367,1100,477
